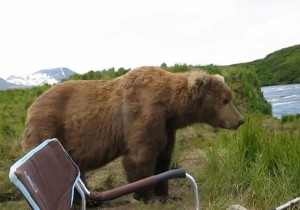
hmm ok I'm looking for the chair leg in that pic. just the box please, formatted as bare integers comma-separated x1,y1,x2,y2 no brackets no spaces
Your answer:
186,173,200,210
75,183,86,210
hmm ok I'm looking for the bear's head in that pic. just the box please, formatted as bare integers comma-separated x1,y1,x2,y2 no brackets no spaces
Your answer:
188,72,244,130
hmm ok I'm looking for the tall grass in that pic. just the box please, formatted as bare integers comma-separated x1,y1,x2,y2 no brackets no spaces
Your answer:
1,116,299,209
201,115,300,209
0,133,23,195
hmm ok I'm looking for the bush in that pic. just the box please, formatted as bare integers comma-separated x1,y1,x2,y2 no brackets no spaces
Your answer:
281,114,300,123
169,63,189,73
202,64,222,74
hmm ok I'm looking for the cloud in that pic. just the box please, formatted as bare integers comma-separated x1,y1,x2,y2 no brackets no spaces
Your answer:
0,0,300,78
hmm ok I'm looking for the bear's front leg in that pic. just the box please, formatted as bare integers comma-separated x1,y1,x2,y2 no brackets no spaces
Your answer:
154,129,176,198
122,108,168,202
122,148,158,203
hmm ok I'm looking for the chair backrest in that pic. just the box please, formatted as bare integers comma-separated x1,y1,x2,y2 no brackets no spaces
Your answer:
9,139,81,210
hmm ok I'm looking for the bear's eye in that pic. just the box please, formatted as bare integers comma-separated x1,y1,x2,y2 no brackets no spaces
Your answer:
223,99,229,105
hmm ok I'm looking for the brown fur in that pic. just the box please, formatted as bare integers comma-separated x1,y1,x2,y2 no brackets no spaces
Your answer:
22,66,244,202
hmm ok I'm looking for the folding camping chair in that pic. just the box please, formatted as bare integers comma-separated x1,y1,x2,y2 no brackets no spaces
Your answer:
9,138,200,210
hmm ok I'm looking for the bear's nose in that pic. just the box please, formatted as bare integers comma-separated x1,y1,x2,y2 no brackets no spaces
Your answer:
238,118,245,126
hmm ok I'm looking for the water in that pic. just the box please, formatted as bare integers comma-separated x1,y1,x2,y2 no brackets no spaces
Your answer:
261,83,300,119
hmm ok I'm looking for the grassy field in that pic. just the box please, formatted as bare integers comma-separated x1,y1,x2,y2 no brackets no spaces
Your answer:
0,65,299,209
1,114,300,209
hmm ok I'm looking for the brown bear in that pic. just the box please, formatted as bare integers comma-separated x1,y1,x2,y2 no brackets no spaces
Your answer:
22,66,244,202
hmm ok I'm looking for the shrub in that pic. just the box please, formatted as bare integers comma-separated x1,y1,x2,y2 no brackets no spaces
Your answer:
170,63,189,73
281,114,300,123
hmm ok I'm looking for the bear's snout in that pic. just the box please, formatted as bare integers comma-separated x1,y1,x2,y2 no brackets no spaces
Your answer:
217,102,245,130
232,117,245,130
238,118,245,127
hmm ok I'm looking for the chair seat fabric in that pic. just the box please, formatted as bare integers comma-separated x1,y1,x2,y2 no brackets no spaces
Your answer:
9,139,80,210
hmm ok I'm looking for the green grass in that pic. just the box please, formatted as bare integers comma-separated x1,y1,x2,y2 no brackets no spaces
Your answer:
1,115,300,209
200,115,300,209
0,64,296,209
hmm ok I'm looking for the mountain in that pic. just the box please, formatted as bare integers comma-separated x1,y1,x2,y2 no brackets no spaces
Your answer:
0,78,25,90
249,44,300,86
6,67,77,86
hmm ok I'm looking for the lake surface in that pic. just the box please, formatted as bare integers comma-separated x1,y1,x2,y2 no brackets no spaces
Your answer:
261,83,300,119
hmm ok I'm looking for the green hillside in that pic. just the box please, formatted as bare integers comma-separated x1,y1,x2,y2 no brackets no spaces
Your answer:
250,44,300,86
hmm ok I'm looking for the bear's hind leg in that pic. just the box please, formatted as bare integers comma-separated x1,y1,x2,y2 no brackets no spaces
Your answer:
22,118,61,152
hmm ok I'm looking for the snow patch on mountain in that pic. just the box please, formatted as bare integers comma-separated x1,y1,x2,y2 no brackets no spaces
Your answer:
0,77,25,90
6,67,76,86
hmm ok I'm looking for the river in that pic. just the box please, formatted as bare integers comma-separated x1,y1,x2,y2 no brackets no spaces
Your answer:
261,83,300,119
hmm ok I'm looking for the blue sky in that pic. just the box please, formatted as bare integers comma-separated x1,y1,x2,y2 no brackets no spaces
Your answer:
0,0,300,79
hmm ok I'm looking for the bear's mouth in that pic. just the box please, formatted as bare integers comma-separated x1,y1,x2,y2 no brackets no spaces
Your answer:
229,121,244,130
220,122,241,130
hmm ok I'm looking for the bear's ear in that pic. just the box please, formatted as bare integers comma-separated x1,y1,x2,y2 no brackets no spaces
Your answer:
187,72,210,99
214,74,225,83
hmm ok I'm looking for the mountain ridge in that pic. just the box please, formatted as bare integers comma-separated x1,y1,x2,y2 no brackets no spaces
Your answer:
0,78,25,90
2,67,77,89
